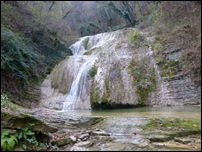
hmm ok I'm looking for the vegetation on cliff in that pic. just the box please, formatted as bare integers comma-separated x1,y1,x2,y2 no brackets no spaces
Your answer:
150,1,201,86
1,1,201,151
1,1,200,107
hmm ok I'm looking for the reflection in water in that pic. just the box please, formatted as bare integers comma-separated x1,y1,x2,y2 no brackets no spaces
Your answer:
59,105,201,120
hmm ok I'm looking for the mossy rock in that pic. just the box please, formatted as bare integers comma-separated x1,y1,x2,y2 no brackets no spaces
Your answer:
89,66,97,78
148,135,173,142
84,37,90,50
1,111,57,133
145,117,201,132
143,117,201,141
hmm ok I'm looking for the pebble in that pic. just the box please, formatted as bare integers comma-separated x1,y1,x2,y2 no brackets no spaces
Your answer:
70,135,77,142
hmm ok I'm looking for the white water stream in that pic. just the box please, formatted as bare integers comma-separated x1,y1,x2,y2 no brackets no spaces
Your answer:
62,58,96,110
62,37,97,111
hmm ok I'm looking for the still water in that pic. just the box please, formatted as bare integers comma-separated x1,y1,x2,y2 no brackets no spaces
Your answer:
52,105,201,150
59,105,201,120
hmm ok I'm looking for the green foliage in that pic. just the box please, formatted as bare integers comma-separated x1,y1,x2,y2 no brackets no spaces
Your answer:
22,144,27,150
1,27,44,95
1,94,10,108
1,26,72,101
151,1,201,85
128,29,144,46
15,124,39,149
157,58,181,78
1,129,18,151
151,39,163,53
108,1,134,26
85,23,101,36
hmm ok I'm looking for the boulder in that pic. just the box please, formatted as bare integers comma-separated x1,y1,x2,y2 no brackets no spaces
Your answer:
51,137,71,147
1,111,57,133
148,135,172,142
174,137,192,144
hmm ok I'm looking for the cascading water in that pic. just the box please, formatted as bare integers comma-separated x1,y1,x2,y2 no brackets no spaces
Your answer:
62,58,96,110
62,36,97,111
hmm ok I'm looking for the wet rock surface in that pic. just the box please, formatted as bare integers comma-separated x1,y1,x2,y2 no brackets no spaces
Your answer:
23,108,200,151
1,111,58,133
51,137,71,147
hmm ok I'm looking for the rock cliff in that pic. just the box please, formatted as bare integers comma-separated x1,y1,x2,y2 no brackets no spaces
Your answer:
40,28,201,110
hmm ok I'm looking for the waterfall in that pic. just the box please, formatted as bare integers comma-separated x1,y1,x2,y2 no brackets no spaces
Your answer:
62,36,97,111
62,59,95,110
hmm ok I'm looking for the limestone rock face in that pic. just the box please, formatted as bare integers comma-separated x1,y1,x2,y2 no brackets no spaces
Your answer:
39,28,201,110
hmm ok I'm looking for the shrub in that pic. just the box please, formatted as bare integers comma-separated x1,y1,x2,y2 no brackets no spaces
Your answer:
128,29,141,44
1,94,10,108
1,27,44,96
1,129,18,151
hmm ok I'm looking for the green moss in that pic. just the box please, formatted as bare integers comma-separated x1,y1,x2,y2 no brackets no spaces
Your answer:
151,35,183,80
83,50,92,55
127,58,157,105
90,78,101,109
146,117,201,133
90,75,134,109
151,37,163,50
84,37,90,50
128,29,140,44
103,77,111,99
158,58,181,78
128,29,146,46
89,66,97,78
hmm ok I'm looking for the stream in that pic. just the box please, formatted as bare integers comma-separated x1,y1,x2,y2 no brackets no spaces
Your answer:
31,105,201,151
